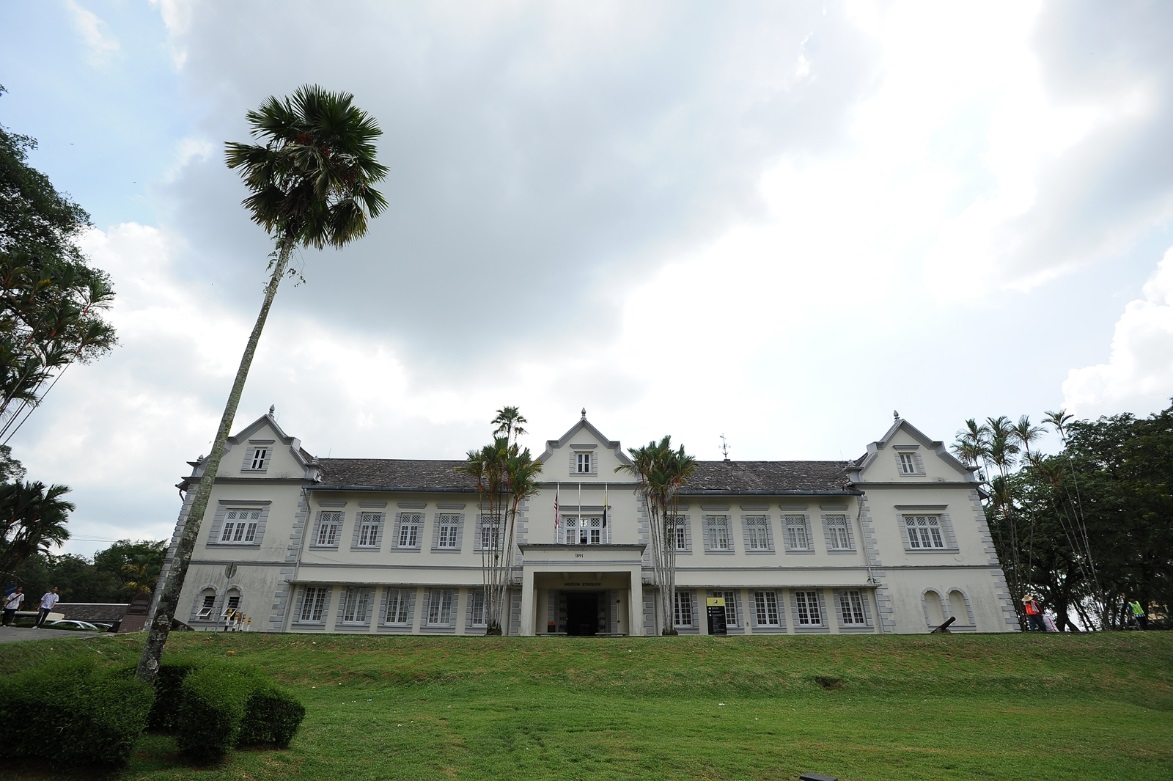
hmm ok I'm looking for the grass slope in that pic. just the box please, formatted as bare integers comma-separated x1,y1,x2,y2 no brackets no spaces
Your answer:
5,631,1171,780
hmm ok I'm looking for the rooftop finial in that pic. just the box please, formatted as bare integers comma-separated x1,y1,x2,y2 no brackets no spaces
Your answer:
269,404,276,416
581,407,587,420
893,409,900,420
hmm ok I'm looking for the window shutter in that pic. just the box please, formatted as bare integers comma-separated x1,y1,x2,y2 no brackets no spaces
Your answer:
816,590,828,627
453,515,464,550
741,517,752,550
431,514,442,548
241,446,257,471
208,505,229,544
941,513,958,549
568,450,576,477
914,451,925,474
422,591,431,624
862,591,873,626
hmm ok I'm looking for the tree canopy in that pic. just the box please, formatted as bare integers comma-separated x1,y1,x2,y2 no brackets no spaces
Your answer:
0,85,117,444
953,403,1173,629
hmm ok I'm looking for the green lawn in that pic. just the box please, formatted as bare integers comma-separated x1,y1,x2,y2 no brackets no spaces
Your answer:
5,630,1172,780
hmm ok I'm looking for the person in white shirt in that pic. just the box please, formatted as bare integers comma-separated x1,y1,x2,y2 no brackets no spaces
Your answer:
3,586,24,626
34,586,59,627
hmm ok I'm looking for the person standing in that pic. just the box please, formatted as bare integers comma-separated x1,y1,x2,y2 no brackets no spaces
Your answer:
2,586,24,626
34,586,59,628
1128,599,1148,630
1023,595,1045,632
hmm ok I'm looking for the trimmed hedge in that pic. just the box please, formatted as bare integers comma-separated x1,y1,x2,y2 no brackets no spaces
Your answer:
145,658,200,732
237,680,307,749
176,663,253,762
0,659,152,771
172,661,306,762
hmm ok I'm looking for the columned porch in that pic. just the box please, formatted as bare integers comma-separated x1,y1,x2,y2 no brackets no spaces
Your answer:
517,544,647,636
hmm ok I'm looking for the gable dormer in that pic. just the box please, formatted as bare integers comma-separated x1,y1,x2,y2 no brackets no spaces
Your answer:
179,412,319,490
536,410,633,483
847,417,975,484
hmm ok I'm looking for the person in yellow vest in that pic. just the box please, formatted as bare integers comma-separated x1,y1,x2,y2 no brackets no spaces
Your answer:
1128,599,1148,630
1022,595,1045,632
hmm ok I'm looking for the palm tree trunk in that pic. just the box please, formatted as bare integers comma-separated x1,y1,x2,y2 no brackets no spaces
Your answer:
137,237,294,683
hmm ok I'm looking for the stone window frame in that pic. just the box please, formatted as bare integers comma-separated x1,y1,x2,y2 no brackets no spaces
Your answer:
790,589,829,632
351,510,385,551
207,500,270,548
897,506,959,553
433,512,465,552
241,439,274,473
782,513,814,553
335,586,375,630
294,585,331,625
822,513,855,552
703,514,734,553
741,514,773,553
569,444,598,477
310,508,344,549
751,590,786,632
893,444,926,476
381,587,415,629
834,589,874,632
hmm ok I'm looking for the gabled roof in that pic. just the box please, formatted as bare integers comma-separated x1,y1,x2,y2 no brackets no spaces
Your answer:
850,416,974,480
316,458,475,492
537,413,633,466
683,460,856,494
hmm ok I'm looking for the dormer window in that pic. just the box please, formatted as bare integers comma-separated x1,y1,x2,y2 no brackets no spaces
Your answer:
576,452,591,473
242,440,274,472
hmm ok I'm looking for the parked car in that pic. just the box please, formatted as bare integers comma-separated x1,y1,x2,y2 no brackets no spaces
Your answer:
41,619,102,632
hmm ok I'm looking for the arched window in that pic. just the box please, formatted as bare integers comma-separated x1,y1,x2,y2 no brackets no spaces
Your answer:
948,589,973,627
922,589,944,626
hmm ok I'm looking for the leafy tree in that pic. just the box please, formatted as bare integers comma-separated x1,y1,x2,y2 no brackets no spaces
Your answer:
457,410,541,634
139,85,388,682
94,539,166,599
955,403,1173,629
616,436,695,635
0,480,72,580
0,86,117,443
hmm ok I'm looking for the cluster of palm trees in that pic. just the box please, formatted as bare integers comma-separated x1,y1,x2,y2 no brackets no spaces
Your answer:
615,436,696,635
137,85,389,682
0,480,73,582
456,407,541,635
951,411,1102,627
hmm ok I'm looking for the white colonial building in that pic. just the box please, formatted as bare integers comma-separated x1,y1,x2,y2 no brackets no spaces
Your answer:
161,411,1019,636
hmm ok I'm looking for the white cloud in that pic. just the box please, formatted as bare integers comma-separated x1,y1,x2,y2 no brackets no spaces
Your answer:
1062,247,1173,417
66,0,120,65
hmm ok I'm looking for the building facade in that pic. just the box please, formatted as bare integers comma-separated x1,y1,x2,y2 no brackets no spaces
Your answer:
161,411,1019,636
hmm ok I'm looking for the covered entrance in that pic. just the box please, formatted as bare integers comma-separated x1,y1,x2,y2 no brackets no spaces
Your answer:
564,591,603,636
517,543,647,636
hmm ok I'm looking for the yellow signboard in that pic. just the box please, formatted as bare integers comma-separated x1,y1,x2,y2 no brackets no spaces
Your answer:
706,597,725,608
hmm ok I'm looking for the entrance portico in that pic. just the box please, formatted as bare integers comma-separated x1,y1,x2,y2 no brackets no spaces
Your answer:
518,544,647,636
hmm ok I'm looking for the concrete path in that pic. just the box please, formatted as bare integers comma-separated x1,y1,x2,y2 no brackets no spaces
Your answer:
0,626,103,644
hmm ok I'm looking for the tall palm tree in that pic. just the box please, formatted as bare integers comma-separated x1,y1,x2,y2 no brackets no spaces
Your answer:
491,406,527,446
456,423,540,635
0,481,73,578
1011,415,1046,458
138,85,388,682
616,436,695,635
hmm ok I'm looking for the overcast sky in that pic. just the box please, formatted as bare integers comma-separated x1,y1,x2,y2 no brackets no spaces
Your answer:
1,0,1171,559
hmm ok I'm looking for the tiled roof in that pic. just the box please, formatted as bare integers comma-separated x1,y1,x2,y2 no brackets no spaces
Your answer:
684,461,855,493
316,458,855,494
317,459,476,491
56,603,128,622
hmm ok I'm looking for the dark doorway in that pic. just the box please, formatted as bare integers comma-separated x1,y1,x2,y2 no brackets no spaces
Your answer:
566,591,600,636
